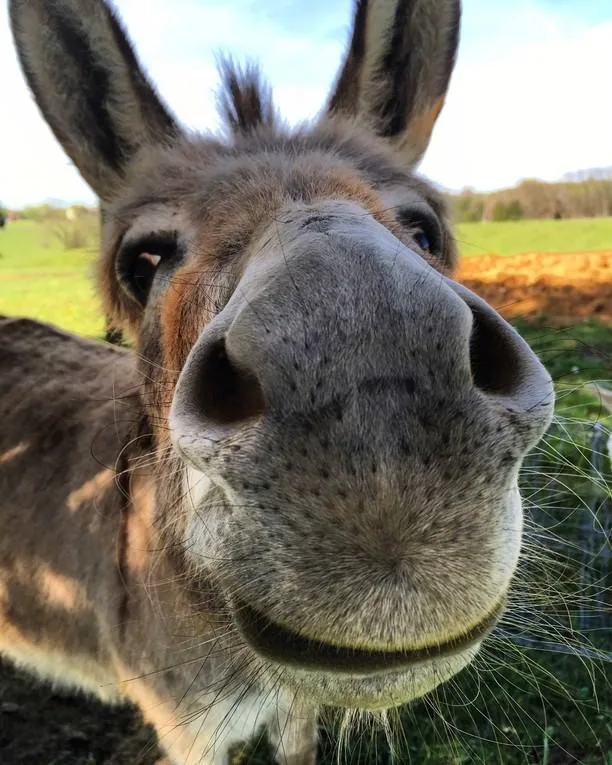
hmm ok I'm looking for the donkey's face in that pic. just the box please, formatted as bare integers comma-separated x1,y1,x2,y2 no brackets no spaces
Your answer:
11,0,555,709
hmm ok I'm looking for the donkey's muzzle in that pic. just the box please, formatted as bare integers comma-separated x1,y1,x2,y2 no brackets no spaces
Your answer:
170,206,554,465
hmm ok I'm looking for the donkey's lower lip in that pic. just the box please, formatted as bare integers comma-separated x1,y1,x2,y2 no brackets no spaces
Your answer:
233,598,505,676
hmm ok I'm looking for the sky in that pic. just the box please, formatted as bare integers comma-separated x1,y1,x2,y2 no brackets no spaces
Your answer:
1,0,611,208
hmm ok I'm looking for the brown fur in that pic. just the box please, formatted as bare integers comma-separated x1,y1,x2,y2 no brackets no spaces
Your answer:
3,2,556,764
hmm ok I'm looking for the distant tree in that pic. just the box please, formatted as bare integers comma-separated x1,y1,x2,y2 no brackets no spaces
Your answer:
447,178,612,221
491,201,509,221
450,190,485,223
505,199,523,221
53,208,99,250
21,203,63,222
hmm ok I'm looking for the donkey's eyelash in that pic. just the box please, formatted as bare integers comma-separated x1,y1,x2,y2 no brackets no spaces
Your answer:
395,208,443,254
116,230,181,305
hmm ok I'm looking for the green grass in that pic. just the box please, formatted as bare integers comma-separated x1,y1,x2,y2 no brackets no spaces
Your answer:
0,220,104,336
234,653,612,763
515,317,612,419
456,217,612,257
0,219,100,270
1,217,611,764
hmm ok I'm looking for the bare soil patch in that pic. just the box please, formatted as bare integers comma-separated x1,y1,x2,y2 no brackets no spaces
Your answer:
457,250,612,325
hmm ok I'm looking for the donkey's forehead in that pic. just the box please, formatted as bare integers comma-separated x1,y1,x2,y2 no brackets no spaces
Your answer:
144,166,415,381
109,126,448,225
101,125,455,363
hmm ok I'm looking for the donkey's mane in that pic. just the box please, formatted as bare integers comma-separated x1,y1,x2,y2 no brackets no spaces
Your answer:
217,59,278,135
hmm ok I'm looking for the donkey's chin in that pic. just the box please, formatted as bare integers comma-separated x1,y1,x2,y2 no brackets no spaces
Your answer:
233,597,504,709
275,650,480,709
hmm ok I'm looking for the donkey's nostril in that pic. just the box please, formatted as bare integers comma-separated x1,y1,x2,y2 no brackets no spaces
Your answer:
194,337,265,426
468,306,524,396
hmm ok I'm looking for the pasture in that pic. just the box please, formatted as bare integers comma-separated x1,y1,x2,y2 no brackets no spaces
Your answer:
456,217,612,258
0,219,103,337
0,216,611,764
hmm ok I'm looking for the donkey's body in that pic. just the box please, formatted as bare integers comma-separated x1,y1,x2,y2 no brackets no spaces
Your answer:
0,316,308,762
0,317,135,696
2,1,555,763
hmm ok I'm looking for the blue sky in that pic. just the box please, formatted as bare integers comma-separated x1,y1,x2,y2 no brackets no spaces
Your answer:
1,0,611,207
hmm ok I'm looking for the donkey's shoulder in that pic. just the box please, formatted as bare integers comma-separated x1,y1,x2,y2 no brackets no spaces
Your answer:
0,316,138,441
0,315,131,387
0,315,125,366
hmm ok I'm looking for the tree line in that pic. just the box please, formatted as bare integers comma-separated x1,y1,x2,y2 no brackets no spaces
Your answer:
5,177,612,232
449,178,612,223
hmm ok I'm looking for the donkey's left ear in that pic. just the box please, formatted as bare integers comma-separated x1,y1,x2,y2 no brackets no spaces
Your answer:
326,0,460,167
9,0,180,200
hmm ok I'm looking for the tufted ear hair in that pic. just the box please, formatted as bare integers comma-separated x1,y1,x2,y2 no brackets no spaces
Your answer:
9,0,181,200
217,58,277,136
327,0,461,167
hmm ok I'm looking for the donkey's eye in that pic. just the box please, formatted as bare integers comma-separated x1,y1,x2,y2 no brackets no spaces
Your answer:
414,230,431,251
132,252,162,299
396,208,442,256
117,231,179,305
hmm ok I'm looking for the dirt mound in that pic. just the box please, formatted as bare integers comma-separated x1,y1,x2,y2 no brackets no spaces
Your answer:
457,250,612,325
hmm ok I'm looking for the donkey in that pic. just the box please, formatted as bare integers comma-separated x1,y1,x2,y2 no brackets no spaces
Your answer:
1,0,555,763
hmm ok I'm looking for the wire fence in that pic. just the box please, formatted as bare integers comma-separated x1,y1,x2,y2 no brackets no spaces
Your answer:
505,420,612,659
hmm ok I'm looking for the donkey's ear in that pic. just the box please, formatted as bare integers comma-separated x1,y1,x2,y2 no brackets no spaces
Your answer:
9,0,180,200
327,0,460,166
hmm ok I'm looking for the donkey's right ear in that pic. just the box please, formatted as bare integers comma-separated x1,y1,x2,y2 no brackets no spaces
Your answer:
326,0,461,168
9,0,180,200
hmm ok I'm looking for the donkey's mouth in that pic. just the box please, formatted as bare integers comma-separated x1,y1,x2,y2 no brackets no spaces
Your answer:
233,598,504,676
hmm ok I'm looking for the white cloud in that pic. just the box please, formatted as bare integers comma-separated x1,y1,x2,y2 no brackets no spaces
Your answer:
422,3,612,190
0,5,93,206
0,0,610,207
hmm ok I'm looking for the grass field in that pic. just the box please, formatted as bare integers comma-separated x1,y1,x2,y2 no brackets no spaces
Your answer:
0,219,103,336
456,216,612,257
0,216,611,764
